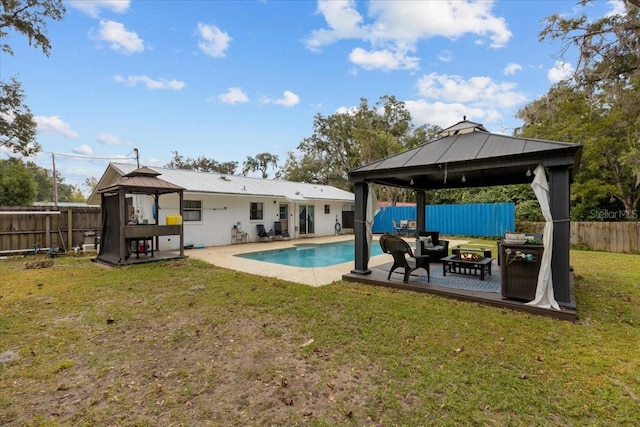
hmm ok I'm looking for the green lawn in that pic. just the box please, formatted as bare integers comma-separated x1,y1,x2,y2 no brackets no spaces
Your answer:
1,247,639,426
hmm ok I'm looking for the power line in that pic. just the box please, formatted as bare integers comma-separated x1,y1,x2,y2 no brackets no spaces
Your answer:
39,149,138,162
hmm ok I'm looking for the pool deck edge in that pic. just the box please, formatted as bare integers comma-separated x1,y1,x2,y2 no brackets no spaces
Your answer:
185,235,470,287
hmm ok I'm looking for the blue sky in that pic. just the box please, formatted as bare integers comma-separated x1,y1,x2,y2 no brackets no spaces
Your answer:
1,0,618,193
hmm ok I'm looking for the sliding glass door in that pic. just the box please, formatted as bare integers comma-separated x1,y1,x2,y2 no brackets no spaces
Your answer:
298,205,314,235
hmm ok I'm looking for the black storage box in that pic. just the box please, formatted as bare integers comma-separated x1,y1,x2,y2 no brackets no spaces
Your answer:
500,243,543,301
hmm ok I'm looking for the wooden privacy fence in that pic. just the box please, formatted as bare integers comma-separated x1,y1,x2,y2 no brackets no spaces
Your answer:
0,206,102,254
519,221,640,254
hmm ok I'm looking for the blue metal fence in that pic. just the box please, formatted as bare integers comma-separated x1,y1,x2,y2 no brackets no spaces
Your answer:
372,203,514,237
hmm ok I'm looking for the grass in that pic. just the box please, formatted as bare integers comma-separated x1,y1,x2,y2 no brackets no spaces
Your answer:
1,246,639,426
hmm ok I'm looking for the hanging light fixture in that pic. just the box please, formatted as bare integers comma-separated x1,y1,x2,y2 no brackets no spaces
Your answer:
526,168,532,177
461,174,466,183
410,178,414,185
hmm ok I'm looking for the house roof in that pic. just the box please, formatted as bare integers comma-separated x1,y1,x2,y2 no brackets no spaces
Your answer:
88,163,355,204
350,120,582,189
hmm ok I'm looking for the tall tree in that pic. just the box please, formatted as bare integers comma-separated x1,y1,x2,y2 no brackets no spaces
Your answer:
0,77,38,155
0,0,66,156
540,0,640,88
21,160,84,203
518,2,640,217
165,151,237,174
242,152,278,179
281,95,440,196
0,157,36,205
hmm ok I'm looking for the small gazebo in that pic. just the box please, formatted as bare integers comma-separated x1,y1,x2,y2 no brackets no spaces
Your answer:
344,120,582,313
95,167,186,265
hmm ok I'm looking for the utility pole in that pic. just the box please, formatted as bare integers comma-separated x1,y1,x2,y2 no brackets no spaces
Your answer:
134,148,140,168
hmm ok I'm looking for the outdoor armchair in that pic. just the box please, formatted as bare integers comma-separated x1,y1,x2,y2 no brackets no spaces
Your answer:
379,234,430,283
417,231,449,262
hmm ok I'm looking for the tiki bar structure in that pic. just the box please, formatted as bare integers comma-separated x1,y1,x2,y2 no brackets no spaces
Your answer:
343,120,583,320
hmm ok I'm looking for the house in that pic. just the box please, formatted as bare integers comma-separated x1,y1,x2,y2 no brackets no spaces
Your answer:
88,163,355,250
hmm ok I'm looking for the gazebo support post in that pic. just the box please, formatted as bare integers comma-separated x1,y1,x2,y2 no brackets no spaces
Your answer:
179,191,184,257
119,188,127,263
549,167,573,307
416,190,426,234
351,182,371,275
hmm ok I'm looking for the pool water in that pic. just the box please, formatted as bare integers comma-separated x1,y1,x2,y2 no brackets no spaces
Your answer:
236,240,385,268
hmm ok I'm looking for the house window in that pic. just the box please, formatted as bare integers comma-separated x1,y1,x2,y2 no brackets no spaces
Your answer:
279,204,288,220
250,202,264,220
183,200,202,221
324,204,330,214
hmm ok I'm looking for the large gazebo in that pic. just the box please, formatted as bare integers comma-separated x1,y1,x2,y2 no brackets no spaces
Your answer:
344,120,582,313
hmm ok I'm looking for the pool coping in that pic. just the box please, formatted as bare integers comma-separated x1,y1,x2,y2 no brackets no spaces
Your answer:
185,235,469,287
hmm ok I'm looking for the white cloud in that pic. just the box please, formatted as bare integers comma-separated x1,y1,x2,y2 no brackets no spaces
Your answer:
405,100,502,129
547,61,575,83
114,75,185,90
304,0,367,52
73,144,93,156
262,91,300,107
349,47,419,71
93,20,144,54
305,0,511,71
96,132,129,146
218,87,249,104
197,23,232,58
503,62,522,75
35,116,79,139
68,0,130,18
416,72,526,109
606,0,626,17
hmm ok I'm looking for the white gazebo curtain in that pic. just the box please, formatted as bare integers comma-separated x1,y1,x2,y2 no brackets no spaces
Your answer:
526,164,560,311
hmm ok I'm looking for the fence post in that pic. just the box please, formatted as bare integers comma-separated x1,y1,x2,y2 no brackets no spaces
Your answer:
45,214,51,248
68,208,73,250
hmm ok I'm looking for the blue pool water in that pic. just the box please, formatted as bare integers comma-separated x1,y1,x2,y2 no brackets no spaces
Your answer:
236,240,385,268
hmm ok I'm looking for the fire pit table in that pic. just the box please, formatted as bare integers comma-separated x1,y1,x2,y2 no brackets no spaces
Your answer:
441,253,493,281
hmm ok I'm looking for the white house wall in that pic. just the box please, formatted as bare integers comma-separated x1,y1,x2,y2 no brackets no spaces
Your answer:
126,193,353,250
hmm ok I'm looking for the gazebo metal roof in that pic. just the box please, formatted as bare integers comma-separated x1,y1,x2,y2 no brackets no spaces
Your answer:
349,120,582,189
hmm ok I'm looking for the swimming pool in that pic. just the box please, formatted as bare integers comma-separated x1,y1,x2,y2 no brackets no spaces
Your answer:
236,240,385,268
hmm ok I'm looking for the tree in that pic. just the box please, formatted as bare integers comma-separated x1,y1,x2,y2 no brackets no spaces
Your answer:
83,176,98,198
242,152,278,179
1,0,66,156
281,96,439,196
540,0,640,88
516,82,639,218
165,151,237,174
19,160,84,202
0,77,38,155
0,157,36,205
518,2,640,217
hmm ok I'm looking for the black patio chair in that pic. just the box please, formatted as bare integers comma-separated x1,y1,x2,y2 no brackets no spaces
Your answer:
256,224,272,242
273,221,284,240
379,234,430,283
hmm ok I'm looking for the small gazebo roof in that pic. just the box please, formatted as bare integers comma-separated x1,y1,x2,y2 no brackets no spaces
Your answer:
349,120,582,190
98,166,185,195
123,166,161,178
